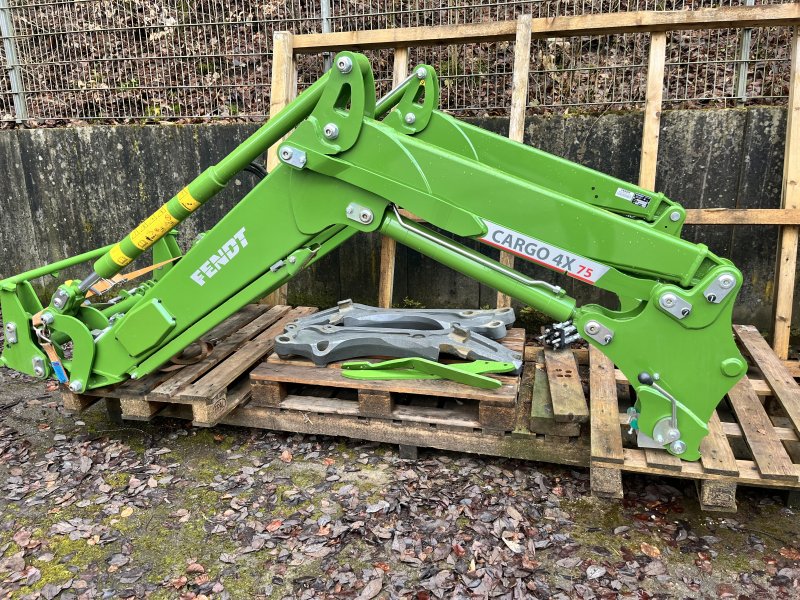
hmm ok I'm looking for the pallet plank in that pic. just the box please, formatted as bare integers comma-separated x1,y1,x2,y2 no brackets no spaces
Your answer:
644,448,683,471
700,412,739,476
734,324,800,434
214,404,590,466
149,305,289,400
544,349,589,423
727,377,797,481
252,361,518,404
589,345,624,464
176,307,316,406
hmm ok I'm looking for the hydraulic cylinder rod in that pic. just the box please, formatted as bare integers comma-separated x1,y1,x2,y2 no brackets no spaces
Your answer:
82,71,333,288
380,209,576,322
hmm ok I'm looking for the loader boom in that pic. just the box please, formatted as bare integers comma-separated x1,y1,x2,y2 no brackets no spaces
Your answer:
0,53,747,461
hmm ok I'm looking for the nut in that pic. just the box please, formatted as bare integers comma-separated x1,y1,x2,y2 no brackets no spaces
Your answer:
336,56,353,74
323,123,339,140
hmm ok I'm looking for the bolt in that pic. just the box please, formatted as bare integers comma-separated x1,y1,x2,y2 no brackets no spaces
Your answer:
53,294,66,309
358,209,373,224
669,210,681,222
41,312,54,325
655,434,664,444
680,307,691,317
667,428,680,441
718,273,735,289
602,334,613,345
288,256,297,264
415,67,427,79
404,112,416,124
346,206,354,215
670,440,687,455
660,293,677,309
69,381,82,392
279,147,293,160
323,123,339,140
336,56,353,74
706,293,717,303
584,321,601,335
33,365,45,377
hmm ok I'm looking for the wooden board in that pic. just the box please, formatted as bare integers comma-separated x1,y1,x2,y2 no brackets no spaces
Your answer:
773,26,800,360
589,345,624,464
290,5,800,52
735,324,800,434
727,377,797,481
639,31,666,191
544,348,589,423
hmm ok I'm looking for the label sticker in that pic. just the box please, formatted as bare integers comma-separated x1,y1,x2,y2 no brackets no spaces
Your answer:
616,187,651,208
109,244,133,267
479,220,610,285
130,205,179,251
177,187,201,212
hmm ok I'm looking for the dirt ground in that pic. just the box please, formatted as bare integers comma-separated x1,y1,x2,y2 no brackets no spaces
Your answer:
1,369,799,600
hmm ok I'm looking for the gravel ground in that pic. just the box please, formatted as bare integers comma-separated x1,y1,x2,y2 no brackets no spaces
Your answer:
1,368,799,600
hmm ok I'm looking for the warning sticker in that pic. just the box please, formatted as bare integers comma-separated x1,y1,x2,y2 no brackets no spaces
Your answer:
109,244,133,267
130,205,179,251
615,187,651,209
479,220,610,285
177,187,201,212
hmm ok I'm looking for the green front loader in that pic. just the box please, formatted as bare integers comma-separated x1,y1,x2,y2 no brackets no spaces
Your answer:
0,53,747,461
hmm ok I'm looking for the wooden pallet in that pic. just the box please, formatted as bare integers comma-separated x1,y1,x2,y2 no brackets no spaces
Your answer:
62,305,316,426
250,328,527,432
59,305,800,512
590,325,800,512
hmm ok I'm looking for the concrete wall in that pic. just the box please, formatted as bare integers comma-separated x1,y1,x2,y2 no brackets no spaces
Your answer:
0,107,791,334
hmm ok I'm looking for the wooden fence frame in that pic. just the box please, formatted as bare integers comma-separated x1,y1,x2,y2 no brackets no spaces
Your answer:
267,5,800,359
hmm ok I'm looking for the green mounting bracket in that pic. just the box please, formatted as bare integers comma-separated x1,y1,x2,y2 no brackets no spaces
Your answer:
341,358,516,389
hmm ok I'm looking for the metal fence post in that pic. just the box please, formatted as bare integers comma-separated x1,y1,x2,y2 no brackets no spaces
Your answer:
320,0,332,72
734,0,755,104
0,0,27,122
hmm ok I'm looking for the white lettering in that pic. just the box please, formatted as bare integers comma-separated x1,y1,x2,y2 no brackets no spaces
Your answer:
190,228,249,286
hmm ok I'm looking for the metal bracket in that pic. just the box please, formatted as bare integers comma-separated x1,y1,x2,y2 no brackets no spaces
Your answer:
275,324,523,371
278,146,307,169
31,356,45,378
5,322,17,345
345,203,374,225
285,299,515,340
703,272,737,304
658,292,692,320
583,320,614,345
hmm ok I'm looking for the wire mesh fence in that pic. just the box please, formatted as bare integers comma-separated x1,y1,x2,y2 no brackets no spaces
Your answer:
0,0,794,124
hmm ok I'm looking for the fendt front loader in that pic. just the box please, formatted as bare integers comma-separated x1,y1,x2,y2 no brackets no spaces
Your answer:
0,53,748,461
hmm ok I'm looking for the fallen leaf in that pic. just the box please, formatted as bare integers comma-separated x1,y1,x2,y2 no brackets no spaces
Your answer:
280,450,293,463
586,565,606,579
120,507,134,518
186,562,205,574
641,542,661,558
779,547,800,561
356,577,382,600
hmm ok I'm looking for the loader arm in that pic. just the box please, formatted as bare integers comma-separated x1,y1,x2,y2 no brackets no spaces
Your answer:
0,52,746,461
